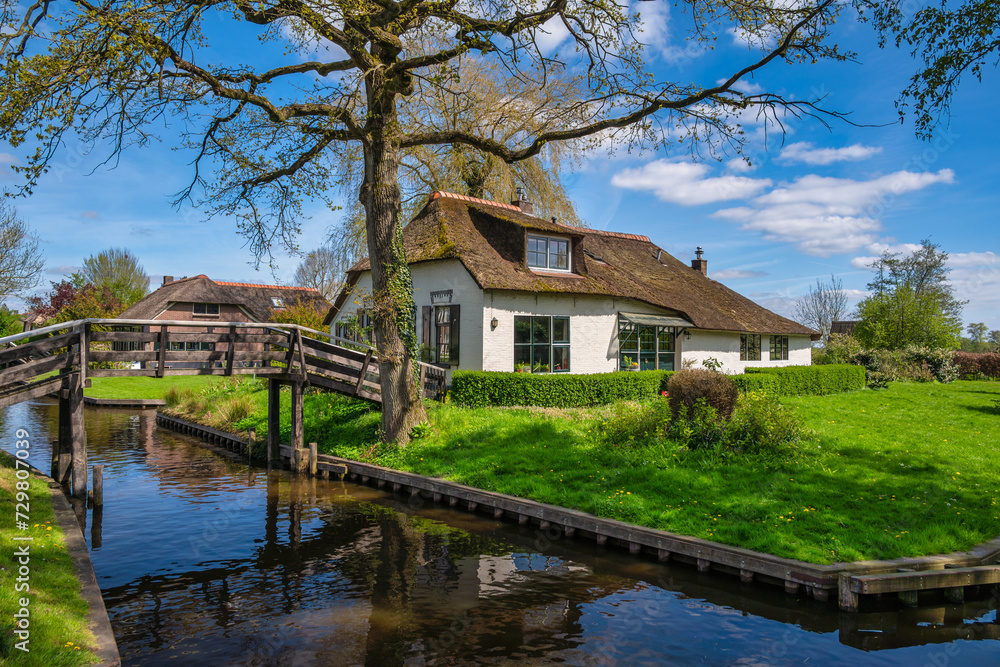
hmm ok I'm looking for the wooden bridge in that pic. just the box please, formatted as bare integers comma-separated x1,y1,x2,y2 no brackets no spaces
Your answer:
0,319,447,500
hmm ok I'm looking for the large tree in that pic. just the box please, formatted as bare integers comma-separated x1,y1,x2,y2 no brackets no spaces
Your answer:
857,0,1000,138
1,0,849,442
794,274,848,343
293,244,354,301
79,247,150,307
855,240,965,349
0,201,44,303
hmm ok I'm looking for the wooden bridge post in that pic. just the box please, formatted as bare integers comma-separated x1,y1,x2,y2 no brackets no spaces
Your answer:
267,379,281,469
290,380,305,472
57,372,87,498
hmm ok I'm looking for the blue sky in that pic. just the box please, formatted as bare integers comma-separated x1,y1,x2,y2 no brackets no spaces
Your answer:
3,4,998,331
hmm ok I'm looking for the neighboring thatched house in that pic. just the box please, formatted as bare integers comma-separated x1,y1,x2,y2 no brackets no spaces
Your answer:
830,320,860,336
325,191,819,376
116,275,330,365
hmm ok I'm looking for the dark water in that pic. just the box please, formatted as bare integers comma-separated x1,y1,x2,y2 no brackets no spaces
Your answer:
2,399,999,666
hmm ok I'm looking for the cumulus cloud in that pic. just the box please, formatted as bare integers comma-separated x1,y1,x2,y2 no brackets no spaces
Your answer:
948,251,999,268
713,269,768,280
611,160,772,205
725,158,757,173
535,17,572,54
46,265,80,275
716,169,955,256
779,142,882,165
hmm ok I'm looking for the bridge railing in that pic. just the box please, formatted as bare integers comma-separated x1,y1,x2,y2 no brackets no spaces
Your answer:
0,318,449,405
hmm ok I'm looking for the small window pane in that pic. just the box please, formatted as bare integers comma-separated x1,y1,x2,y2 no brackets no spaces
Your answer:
552,346,570,372
658,330,675,352
658,354,674,371
514,345,532,366
435,306,450,324
550,239,569,270
532,345,549,369
527,237,548,267
640,353,656,370
514,316,532,344
532,316,550,344
620,328,638,353
553,318,570,344
639,326,655,351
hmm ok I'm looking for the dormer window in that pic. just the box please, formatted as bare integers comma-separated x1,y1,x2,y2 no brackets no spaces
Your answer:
527,235,570,272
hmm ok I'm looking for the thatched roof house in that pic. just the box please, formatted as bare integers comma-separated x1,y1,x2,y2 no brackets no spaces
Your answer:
327,191,818,375
120,274,330,323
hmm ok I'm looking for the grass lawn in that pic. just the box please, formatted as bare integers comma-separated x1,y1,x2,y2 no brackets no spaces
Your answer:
168,379,1000,565
0,456,98,664
84,375,221,400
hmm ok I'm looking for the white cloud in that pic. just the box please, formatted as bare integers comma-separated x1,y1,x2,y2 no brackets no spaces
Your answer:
725,158,757,173
0,152,18,165
535,17,571,54
611,160,772,205
715,169,955,256
46,265,79,275
713,269,768,280
779,142,882,165
949,251,999,268
81,211,99,219
717,78,764,95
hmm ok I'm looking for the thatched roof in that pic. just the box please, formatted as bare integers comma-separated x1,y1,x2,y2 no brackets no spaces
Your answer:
119,275,330,322
830,320,859,335
327,192,818,338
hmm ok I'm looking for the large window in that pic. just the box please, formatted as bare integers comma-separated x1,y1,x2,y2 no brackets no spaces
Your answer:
526,235,570,271
770,335,789,361
740,334,761,361
514,316,570,372
618,322,675,370
435,305,452,363
420,305,460,366
193,303,220,316
335,309,374,346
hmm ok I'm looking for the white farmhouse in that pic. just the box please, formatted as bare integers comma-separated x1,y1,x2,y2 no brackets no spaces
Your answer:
325,191,818,376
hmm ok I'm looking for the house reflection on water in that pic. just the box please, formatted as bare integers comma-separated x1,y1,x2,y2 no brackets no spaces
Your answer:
2,400,999,666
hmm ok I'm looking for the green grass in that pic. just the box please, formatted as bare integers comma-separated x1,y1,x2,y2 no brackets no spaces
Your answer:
0,457,98,664
172,380,1000,564
84,375,221,400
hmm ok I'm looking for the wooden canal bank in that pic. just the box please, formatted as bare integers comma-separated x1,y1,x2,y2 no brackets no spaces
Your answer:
154,412,1000,615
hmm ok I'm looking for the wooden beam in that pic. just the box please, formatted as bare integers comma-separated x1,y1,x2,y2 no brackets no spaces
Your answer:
290,380,304,452
157,326,168,377
355,348,373,396
295,329,308,382
0,375,65,410
78,322,89,387
225,326,236,376
0,332,76,365
849,566,1000,595
0,353,72,386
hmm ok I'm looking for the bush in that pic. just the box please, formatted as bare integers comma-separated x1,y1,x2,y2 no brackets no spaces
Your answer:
904,345,959,383
744,364,866,395
953,352,1000,379
818,334,864,365
450,370,673,408
665,392,804,455
667,370,738,420
602,399,672,446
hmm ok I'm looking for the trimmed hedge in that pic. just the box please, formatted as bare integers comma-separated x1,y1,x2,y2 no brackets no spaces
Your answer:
730,373,781,395
743,364,866,396
451,370,673,408
953,352,1000,379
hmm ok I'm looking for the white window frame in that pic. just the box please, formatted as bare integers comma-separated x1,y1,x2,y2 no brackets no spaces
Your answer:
526,234,571,272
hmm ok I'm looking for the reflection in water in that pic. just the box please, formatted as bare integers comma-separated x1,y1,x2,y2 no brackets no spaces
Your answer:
1,399,999,666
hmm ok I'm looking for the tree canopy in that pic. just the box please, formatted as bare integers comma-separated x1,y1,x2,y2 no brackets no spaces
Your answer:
857,0,1000,138
854,240,965,349
79,248,150,307
1,0,851,442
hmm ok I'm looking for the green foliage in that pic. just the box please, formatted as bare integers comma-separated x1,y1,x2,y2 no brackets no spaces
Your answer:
729,373,780,395
744,364,866,395
847,346,959,386
701,357,723,372
667,370,738,420
0,305,21,337
815,333,864,365
80,247,149,306
268,297,327,337
451,370,673,408
667,392,804,456
855,240,964,350
601,399,672,446
409,421,433,440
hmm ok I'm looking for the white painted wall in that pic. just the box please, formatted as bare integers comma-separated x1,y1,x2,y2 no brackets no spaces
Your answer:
681,331,812,374
333,259,813,378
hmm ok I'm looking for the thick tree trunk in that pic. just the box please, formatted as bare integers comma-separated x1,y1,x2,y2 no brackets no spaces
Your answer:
363,73,427,445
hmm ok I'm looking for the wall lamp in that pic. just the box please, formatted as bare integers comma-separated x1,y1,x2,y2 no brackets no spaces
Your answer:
684,328,691,340
491,316,499,331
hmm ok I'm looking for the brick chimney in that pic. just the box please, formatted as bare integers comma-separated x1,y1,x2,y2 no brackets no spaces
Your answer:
162,275,174,286
690,247,707,276
511,187,534,215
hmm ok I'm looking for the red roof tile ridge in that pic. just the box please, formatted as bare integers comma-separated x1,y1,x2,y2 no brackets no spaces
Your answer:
214,280,320,291
431,190,524,213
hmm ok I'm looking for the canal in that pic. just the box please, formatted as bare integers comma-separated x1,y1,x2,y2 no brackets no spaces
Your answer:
2,399,999,666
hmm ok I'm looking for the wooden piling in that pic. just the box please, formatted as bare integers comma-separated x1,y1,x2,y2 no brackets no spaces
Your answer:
267,379,280,468
309,442,318,476
92,464,104,509
58,372,87,499
290,380,304,452
248,428,256,459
